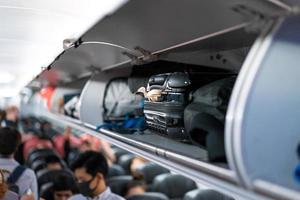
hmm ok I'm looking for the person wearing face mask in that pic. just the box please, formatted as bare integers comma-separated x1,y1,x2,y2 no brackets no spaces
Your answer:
69,151,124,200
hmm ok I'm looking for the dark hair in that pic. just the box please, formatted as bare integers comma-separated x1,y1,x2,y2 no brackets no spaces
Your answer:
45,155,61,164
0,127,21,157
70,151,108,177
53,173,78,193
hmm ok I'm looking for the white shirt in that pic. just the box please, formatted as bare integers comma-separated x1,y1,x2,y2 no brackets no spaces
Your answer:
69,187,125,200
0,158,38,200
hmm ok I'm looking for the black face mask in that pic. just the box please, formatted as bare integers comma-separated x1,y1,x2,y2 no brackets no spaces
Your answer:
77,177,99,198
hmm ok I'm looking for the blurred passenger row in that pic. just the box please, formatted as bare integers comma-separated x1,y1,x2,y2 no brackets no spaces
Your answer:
0,105,234,200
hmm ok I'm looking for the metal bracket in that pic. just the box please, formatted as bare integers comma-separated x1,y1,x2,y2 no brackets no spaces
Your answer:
232,4,271,33
135,46,159,63
86,65,101,74
123,46,159,65
63,38,77,50
63,38,83,50
122,51,144,65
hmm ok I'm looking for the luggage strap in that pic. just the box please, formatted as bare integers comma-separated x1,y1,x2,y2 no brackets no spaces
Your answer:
7,166,26,184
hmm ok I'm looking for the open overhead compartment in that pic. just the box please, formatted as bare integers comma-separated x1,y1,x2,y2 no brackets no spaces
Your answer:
22,77,89,119
23,1,300,200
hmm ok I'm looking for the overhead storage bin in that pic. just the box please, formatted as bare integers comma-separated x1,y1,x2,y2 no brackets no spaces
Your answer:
226,15,300,199
79,68,131,126
23,0,300,199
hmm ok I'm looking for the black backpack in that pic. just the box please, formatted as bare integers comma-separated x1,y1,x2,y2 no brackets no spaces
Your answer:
184,77,236,162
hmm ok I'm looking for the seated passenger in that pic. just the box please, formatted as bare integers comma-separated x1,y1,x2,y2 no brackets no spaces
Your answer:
3,106,19,129
23,134,54,160
52,173,78,200
2,106,25,165
0,127,38,200
40,121,57,139
125,174,146,198
69,151,124,200
60,129,116,166
45,156,63,171
52,126,81,159
130,157,149,175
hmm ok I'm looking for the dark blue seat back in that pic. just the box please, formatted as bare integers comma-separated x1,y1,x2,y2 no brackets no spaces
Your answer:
183,189,234,200
152,174,197,199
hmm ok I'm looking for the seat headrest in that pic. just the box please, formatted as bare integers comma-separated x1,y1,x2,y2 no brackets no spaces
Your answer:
28,148,55,157
40,182,54,200
107,175,132,196
136,163,169,184
152,174,197,199
183,189,235,200
127,192,169,200
112,147,131,163
37,169,73,188
27,149,58,165
117,154,135,174
31,160,46,172
108,164,126,178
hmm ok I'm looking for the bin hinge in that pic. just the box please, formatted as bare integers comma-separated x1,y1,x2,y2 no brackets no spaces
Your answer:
232,4,276,33
86,65,101,74
123,46,159,65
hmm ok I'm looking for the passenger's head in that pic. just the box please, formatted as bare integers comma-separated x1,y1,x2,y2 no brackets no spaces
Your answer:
45,156,63,170
130,157,149,175
0,127,21,157
53,173,78,200
5,106,19,122
126,173,146,198
70,151,108,198
40,121,52,133
79,134,100,152
80,140,93,152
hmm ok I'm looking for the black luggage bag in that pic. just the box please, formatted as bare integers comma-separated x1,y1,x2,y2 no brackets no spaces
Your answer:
143,72,191,141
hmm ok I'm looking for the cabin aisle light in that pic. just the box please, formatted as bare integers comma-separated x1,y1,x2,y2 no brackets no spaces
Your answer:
0,72,15,84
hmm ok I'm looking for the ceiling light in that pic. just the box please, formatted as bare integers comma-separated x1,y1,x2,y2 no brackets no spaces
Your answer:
0,72,15,84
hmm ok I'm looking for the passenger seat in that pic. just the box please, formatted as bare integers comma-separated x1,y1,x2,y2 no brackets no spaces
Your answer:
152,174,197,200
37,169,73,190
27,148,57,165
118,154,135,174
31,160,46,172
108,164,126,178
107,175,132,196
126,192,169,200
135,163,169,191
112,146,131,163
183,189,235,200
40,182,54,200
